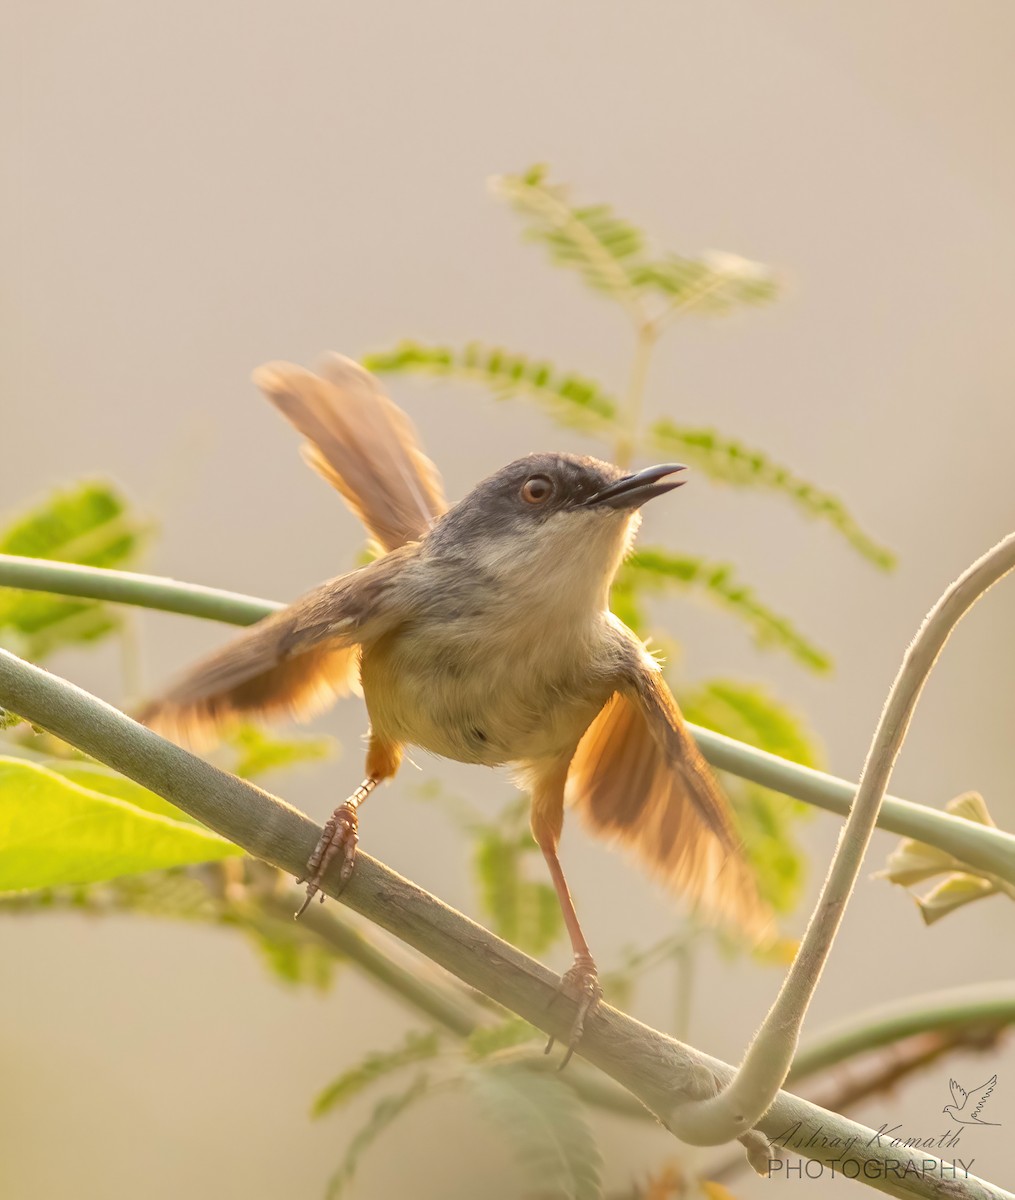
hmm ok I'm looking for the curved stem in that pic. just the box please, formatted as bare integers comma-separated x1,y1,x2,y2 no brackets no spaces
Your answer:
4,554,1013,884
0,647,1008,1199
668,531,1015,1146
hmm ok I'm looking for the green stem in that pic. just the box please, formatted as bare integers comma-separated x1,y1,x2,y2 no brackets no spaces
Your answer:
0,647,1006,1198
788,981,1015,1083
669,531,1015,1146
615,324,657,468
260,895,482,1038
2,554,1013,886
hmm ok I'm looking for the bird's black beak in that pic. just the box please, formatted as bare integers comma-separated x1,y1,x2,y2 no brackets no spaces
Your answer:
586,463,687,510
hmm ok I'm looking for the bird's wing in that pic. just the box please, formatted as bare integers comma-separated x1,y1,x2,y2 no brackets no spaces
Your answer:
949,1079,967,1108
968,1076,997,1120
565,655,770,940
138,547,414,747
253,355,447,553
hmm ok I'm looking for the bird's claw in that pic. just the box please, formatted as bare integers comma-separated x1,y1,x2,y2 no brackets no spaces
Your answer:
293,802,359,919
544,956,602,1069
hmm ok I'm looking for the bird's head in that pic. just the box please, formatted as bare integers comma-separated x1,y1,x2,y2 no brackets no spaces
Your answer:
425,453,686,609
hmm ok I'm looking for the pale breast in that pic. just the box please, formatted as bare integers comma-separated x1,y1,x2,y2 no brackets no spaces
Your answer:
360,609,616,768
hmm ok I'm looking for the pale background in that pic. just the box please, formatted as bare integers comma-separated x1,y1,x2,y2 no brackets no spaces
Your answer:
3,3,1014,1197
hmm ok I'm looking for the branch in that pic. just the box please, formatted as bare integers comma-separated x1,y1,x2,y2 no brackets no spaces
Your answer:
0,649,1009,1199
3,554,1013,886
666,532,1015,1146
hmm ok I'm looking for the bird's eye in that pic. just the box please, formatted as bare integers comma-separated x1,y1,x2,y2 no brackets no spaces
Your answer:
520,475,554,505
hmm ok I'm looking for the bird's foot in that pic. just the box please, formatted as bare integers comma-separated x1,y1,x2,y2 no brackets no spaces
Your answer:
295,801,360,918
544,953,602,1069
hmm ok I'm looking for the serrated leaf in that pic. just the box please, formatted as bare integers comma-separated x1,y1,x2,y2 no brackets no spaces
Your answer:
619,549,831,673
680,681,820,915
0,756,241,890
313,1031,442,1117
467,1064,602,1200
492,165,646,312
649,421,895,570
363,340,618,435
326,1074,433,1199
223,723,336,781
0,481,146,659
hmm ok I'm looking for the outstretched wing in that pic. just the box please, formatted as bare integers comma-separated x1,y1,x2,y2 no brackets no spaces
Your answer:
968,1075,997,1120
253,355,447,553
949,1079,967,1108
566,653,770,940
138,548,412,747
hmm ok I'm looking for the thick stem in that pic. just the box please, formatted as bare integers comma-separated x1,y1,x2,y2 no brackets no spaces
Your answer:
4,554,1012,884
667,531,1015,1146
0,647,1009,1200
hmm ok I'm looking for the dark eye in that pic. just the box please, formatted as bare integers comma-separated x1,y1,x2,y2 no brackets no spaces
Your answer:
520,475,554,505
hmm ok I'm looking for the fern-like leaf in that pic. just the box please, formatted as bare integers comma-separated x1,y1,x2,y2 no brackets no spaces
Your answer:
650,421,895,569
632,250,778,314
326,1074,434,1199
491,165,647,314
466,1064,603,1200
363,340,618,434
313,1030,443,1117
617,548,831,673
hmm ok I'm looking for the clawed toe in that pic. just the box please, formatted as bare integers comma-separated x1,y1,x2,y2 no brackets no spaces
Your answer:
544,956,603,1068
294,802,359,919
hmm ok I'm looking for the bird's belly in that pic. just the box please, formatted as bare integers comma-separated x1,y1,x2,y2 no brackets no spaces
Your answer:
361,624,608,767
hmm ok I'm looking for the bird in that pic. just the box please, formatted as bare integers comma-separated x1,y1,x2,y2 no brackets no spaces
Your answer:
140,353,768,1059
943,1076,1000,1125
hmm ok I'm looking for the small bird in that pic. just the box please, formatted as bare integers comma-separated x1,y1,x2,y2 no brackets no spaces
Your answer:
142,354,767,1057
943,1076,1000,1125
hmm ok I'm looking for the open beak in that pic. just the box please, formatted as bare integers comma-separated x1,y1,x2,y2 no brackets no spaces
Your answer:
586,463,687,510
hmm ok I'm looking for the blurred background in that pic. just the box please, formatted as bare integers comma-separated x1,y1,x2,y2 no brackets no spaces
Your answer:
3,2,1014,1197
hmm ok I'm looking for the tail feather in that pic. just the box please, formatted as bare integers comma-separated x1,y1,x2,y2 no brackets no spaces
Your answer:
253,355,447,553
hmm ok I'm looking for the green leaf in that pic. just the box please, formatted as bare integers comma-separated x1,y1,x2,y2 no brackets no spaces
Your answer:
46,760,202,823
632,250,779,313
0,756,241,890
491,166,777,325
650,421,895,570
680,681,821,915
491,165,647,311
466,1064,603,1200
914,874,1001,925
326,1074,434,1199
0,481,147,659
313,1031,442,1117
618,549,831,673
363,340,619,435
223,723,337,781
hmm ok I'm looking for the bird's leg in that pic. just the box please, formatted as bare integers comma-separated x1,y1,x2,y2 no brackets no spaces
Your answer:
535,831,603,1068
295,734,402,918
295,778,376,917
